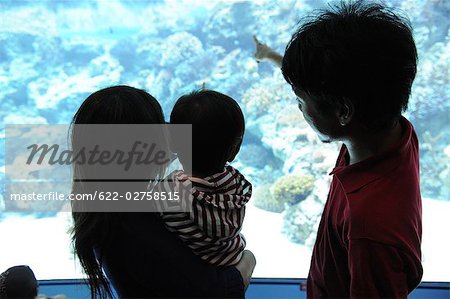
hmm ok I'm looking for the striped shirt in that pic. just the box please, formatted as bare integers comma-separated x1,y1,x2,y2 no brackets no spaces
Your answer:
155,165,252,266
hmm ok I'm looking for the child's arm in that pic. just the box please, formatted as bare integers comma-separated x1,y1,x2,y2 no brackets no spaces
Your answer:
190,180,251,239
160,169,251,265
253,35,283,68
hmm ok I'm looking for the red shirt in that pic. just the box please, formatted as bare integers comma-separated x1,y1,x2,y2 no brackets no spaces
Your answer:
307,117,423,298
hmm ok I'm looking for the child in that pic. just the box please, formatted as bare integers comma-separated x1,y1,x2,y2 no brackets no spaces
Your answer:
255,1,422,298
0,265,38,299
155,90,252,267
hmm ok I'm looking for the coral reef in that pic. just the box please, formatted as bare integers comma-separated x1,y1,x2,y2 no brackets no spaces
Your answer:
282,195,323,245
253,184,285,213
0,0,448,213
253,174,316,213
420,131,450,198
271,174,315,206
237,143,281,170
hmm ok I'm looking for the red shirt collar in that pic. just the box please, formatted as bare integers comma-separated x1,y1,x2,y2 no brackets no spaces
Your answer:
329,117,414,194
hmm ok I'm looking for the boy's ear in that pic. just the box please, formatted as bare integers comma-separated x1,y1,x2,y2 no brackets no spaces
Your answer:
336,97,354,126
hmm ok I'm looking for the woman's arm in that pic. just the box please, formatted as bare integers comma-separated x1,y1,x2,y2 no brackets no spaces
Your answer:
102,213,252,298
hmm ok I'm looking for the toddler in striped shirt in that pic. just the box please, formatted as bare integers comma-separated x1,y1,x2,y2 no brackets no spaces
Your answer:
155,89,252,266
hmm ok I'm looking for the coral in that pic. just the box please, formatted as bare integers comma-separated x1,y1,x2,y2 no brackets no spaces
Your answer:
0,6,58,36
241,72,292,118
202,2,253,48
275,105,308,129
0,0,448,217
151,0,209,33
0,194,4,212
237,142,281,169
439,165,450,200
408,41,450,121
282,196,323,245
253,174,315,213
271,174,315,206
160,32,204,68
253,184,285,213
157,31,220,93
27,53,122,110
420,130,448,197
242,85,274,118
400,0,428,20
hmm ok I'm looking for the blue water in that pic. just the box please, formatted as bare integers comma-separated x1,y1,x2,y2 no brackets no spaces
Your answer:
2,0,448,198
0,0,449,281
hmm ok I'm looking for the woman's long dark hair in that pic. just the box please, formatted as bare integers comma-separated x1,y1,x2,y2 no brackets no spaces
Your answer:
70,85,166,298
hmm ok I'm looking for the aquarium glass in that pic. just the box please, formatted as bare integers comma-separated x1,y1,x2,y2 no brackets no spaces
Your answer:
0,0,449,282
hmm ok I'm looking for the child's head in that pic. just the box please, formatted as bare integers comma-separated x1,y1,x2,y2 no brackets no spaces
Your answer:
282,1,417,140
170,90,244,176
0,265,38,298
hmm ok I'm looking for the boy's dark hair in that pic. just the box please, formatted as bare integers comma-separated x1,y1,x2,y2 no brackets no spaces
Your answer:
282,0,417,131
170,90,245,176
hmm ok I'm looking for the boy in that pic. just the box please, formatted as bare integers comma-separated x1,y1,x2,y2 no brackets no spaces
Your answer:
256,1,422,297
156,90,253,267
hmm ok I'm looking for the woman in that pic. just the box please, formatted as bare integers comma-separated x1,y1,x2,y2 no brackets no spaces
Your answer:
70,85,255,298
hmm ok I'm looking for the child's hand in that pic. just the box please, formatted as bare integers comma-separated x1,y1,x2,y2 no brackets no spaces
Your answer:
235,249,256,291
